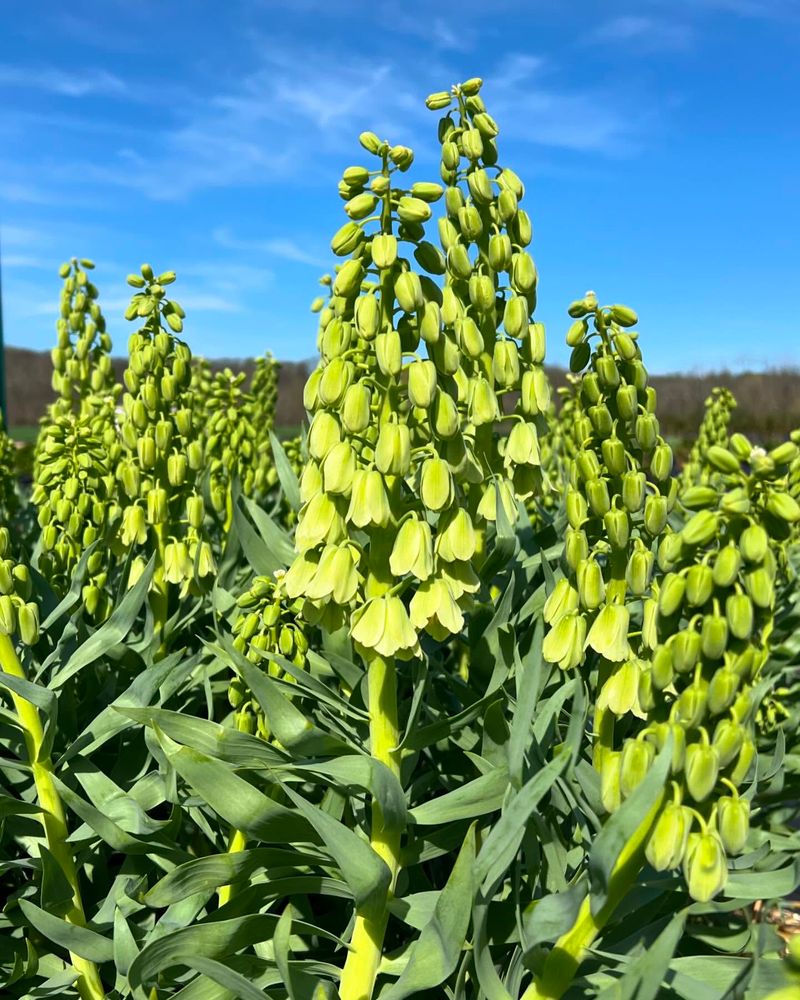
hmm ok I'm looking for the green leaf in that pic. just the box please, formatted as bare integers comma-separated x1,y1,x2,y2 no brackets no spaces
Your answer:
410,767,509,825
49,553,156,688
269,430,301,512
243,495,296,567
144,848,329,907
475,753,568,888
18,900,114,964
381,824,476,1000
155,729,312,843
282,785,391,917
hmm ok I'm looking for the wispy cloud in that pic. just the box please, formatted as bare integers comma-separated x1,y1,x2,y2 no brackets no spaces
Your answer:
0,64,127,98
213,227,325,267
587,15,694,50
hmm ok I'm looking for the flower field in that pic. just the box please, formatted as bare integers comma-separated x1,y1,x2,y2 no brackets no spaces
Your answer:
1,78,799,1000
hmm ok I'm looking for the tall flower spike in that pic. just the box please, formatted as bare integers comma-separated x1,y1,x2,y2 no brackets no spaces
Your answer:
115,265,215,642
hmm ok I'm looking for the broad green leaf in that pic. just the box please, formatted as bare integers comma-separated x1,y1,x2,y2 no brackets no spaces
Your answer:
18,900,113,964
269,430,301,512
410,767,509,825
381,824,476,1000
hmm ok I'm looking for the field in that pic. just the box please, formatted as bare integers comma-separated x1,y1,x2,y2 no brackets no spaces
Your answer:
1,77,799,1000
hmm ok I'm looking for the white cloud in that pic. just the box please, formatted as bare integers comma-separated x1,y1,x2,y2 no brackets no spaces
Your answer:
588,15,694,50
213,227,325,267
0,64,127,98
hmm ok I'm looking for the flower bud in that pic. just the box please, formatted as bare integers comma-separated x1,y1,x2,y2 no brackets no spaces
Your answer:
601,436,626,476
375,422,411,477
684,831,727,903
318,357,353,408
603,507,630,549
652,644,674,689
682,510,719,547
577,557,605,611
308,411,341,462
469,378,500,426
489,233,512,272
603,658,641,716
712,718,744,767
725,593,753,641
708,667,740,716
646,803,691,871
341,383,371,434
685,564,714,607
371,233,397,269
323,441,356,495
511,252,537,293
744,566,774,609
408,360,438,409
493,340,520,388
651,442,673,481
672,626,702,675
712,544,741,588
469,274,495,315
146,487,169,525
658,573,685,618
390,518,434,580
706,445,740,474
685,742,720,803
331,221,363,256
186,494,205,529
503,296,529,339
566,490,588,529
376,330,402,377
619,739,654,798
619,470,645,513
701,611,729,660
730,738,756,784
167,452,187,487
625,545,654,596
585,477,610,517
717,795,750,855
643,494,668,535
506,422,540,466
18,602,39,645
675,678,709,729
599,751,622,813
396,271,423,313
355,294,380,340
565,527,589,571
432,390,460,438
739,523,768,563
635,413,658,451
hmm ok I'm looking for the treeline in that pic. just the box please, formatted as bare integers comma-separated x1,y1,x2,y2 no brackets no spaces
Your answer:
5,346,800,442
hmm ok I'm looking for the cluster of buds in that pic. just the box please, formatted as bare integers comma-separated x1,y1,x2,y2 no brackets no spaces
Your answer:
251,352,280,436
33,414,121,617
189,356,214,418
48,258,117,412
114,265,214,594
548,318,799,899
639,434,798,899
542,295,676,674
0,418,19,523
201,368,261,524
32,262,121,613
229,572,310,738
283,79,547,660
680,387,737,491
0,528,38,645
788,429,800,505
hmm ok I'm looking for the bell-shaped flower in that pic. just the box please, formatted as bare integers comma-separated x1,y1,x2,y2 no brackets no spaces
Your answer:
375,421,411,477
410,577,464,637
439,559,480,599
306,543,360,605
585,602,630,662
346,469,391,528
295,492,346,552
419,457,455,512
543,578,579,626
435,508,476,562
323,441,356,496
542,611,586,670
506,421,540,467
351,594,419,659
283,550,320,599
477,480,517,524
390,518,434,581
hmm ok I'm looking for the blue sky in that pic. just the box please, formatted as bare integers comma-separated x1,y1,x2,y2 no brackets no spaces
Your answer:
1,0,798,373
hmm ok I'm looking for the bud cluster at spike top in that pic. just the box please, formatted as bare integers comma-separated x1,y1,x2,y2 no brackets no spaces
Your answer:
540,294,800,901
285,78,552,660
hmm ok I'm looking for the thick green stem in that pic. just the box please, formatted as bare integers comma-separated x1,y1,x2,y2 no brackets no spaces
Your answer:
0,634,106,1000
339,655,400,1000
521,793,665,1000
